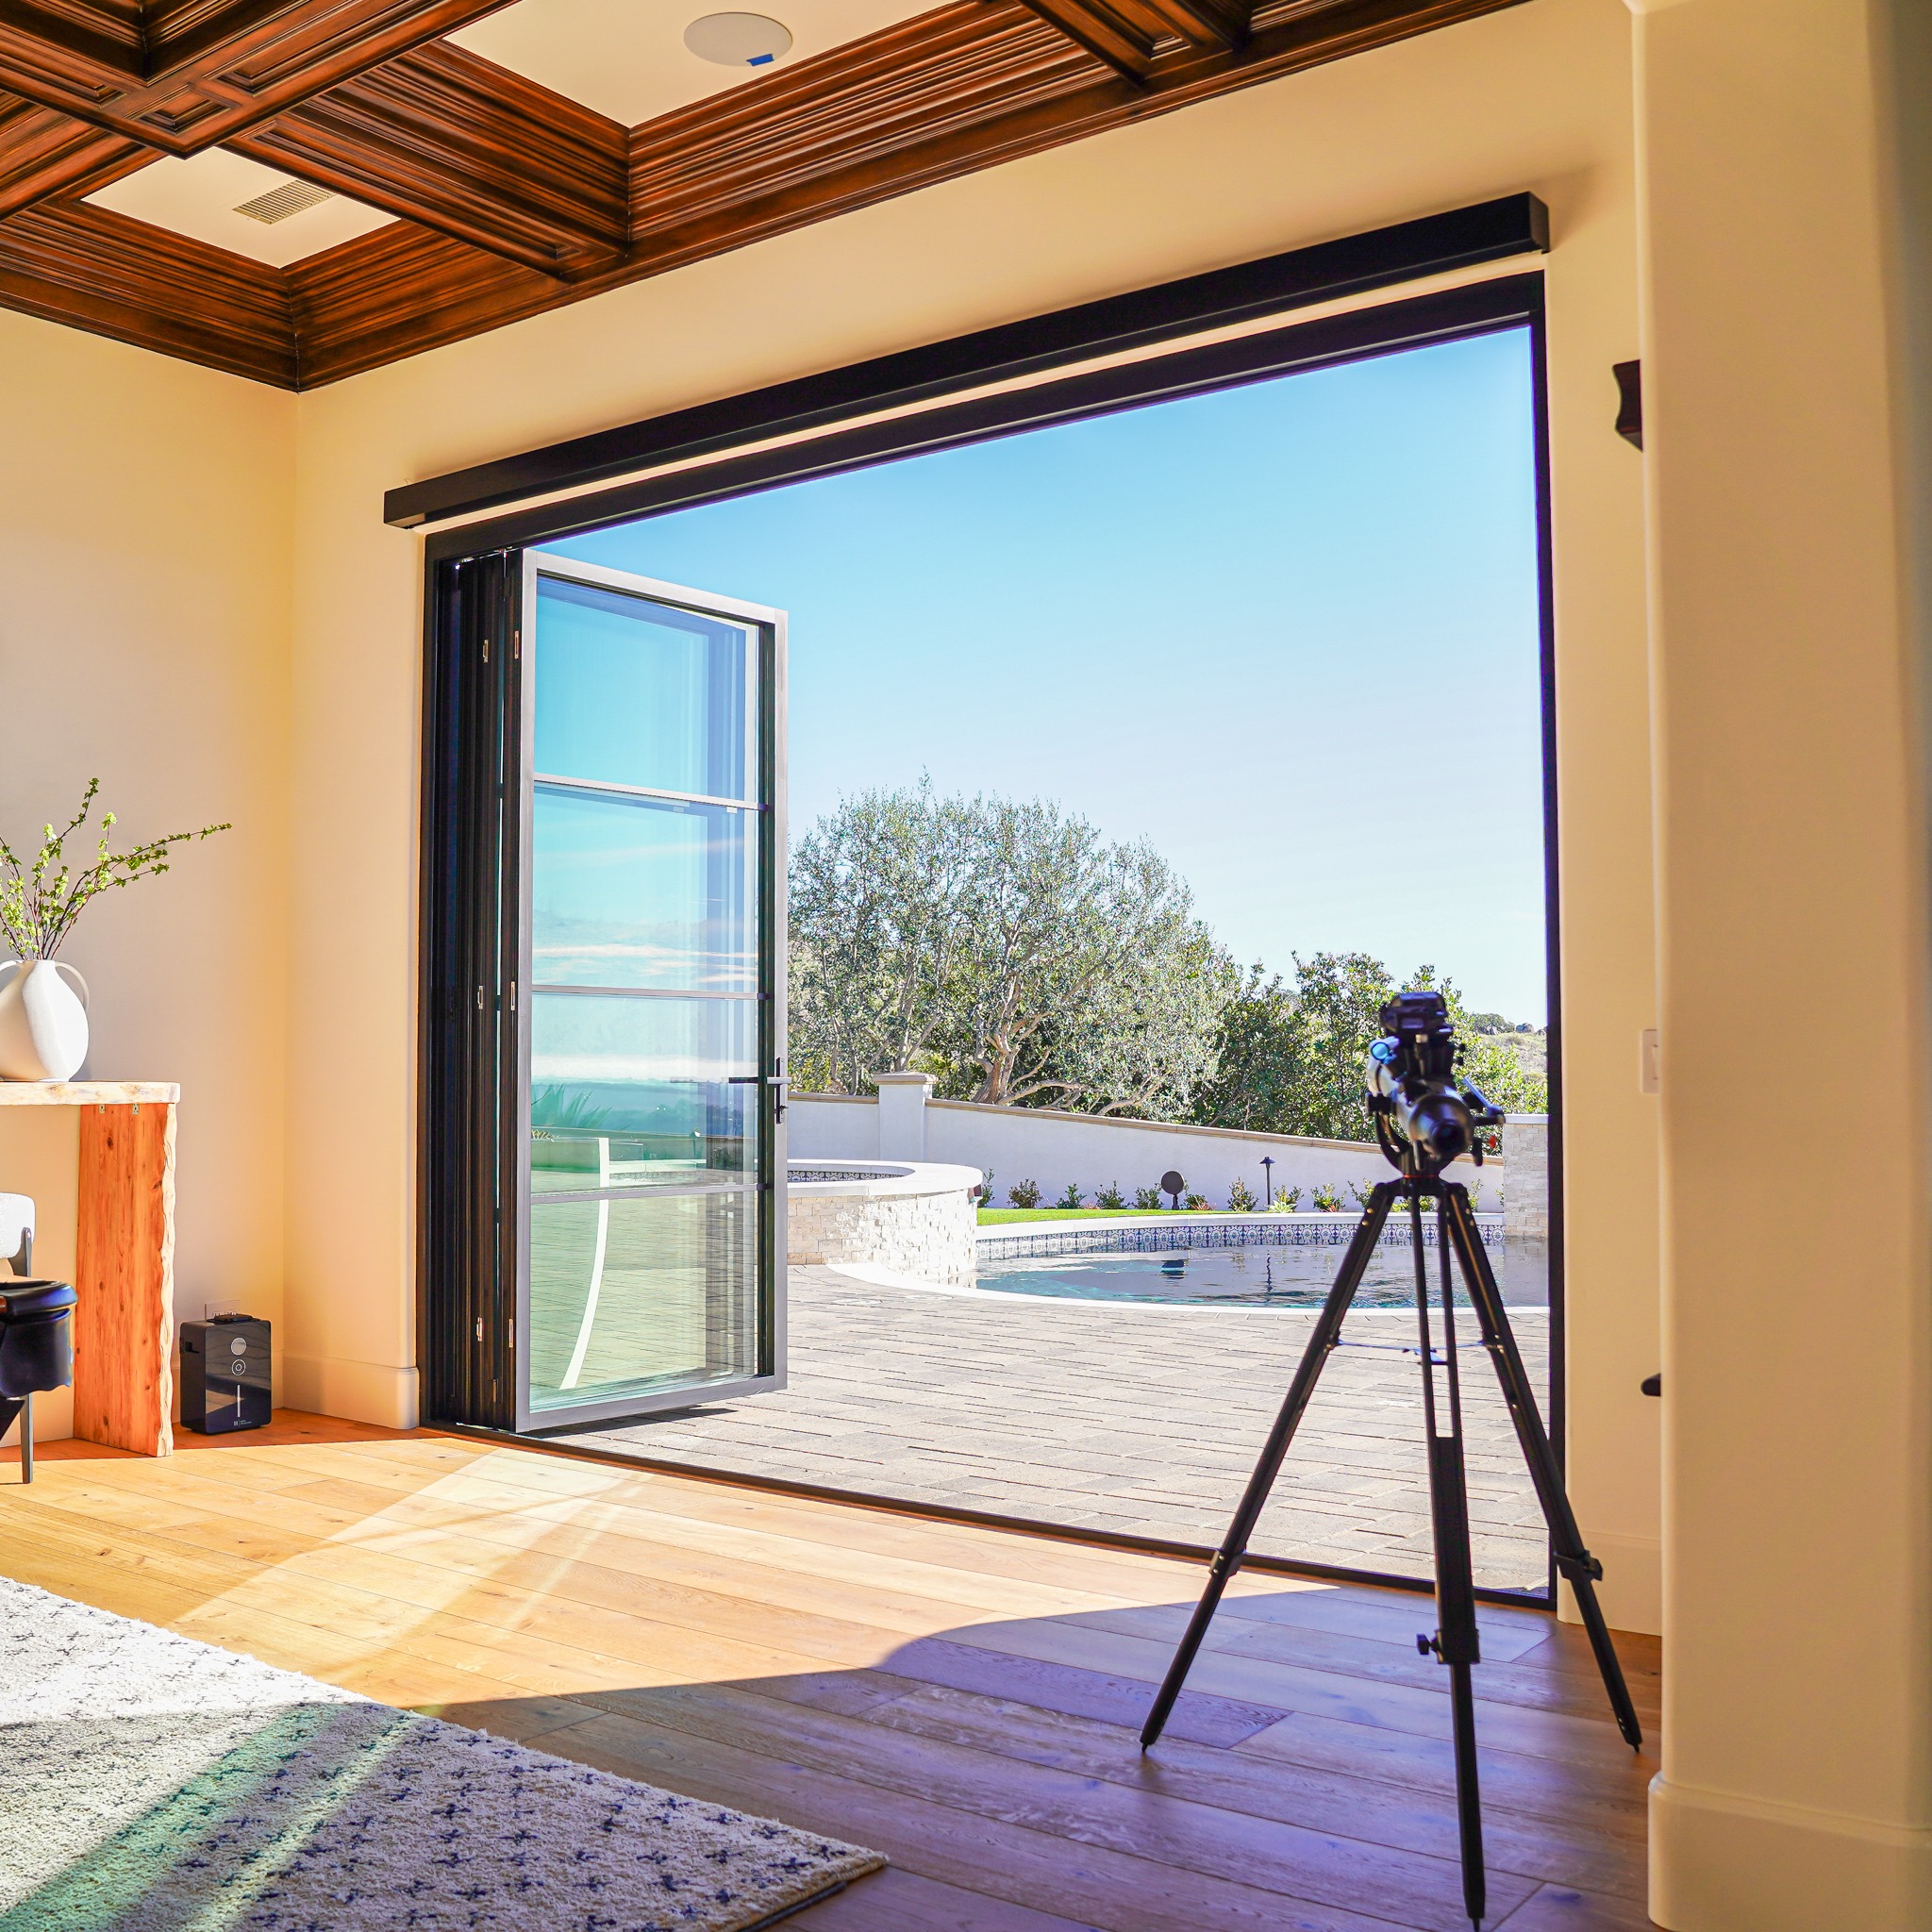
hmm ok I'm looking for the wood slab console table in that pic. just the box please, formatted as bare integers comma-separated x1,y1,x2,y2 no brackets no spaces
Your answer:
0,1081,177,1456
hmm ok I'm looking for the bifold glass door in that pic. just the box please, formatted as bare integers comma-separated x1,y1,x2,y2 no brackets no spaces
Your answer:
516,554,785,1429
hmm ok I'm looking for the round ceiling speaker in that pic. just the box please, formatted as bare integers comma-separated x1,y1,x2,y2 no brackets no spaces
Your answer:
684,12,792,66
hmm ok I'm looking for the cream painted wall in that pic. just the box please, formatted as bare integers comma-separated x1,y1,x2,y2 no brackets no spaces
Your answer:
1634,0,1932,1924
287,0,1662,1624
0,315,295,1434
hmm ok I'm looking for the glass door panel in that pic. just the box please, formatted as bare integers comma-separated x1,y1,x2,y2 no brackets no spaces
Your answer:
532,788,755,992
519,554,784,1429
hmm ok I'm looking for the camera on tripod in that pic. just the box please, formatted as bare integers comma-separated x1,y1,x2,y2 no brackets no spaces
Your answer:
1143,983,1641,1930
1367,991,1505,1174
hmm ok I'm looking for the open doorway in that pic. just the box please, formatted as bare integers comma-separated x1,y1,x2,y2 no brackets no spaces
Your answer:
420,265,1560,1600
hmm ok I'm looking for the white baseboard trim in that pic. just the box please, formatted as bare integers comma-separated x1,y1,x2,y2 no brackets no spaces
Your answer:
1651,1775,1932,1929
279,1356,420,1430
1557,1528,1661,1636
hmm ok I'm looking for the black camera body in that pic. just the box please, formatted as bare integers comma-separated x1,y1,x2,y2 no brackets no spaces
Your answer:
1366,991,1504,1175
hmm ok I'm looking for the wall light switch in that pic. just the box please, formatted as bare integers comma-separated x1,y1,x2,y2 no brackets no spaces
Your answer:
1640,1028,1661,1094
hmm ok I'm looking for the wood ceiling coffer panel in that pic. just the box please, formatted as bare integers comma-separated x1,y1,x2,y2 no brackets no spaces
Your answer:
0,199,295,378
234,42,626,276
0,0,1529,385
0,0,516,150
628,6,1098,238
0,92,143,212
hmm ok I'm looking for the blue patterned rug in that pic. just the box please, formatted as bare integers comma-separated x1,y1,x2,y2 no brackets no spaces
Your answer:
0,1576,885,1930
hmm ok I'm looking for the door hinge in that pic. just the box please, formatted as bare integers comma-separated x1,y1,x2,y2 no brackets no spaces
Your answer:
509,980,518,1012
482,637,491,662
475,985,484,1011
508,1318,515,1353
475,1318,483,1343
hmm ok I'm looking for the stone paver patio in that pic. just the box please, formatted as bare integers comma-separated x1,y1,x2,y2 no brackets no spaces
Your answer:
563,1263,1552,1593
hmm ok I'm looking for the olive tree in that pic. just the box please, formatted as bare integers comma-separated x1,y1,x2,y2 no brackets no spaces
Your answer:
789,783,1235,1118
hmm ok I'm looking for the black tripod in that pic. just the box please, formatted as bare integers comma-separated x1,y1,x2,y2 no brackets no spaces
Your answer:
1139,1171,1642,1929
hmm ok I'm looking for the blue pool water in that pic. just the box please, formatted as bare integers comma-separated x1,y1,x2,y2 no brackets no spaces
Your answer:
973,1240,1547,1308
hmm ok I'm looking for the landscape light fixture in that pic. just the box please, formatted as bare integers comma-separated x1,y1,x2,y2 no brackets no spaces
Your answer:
684,12,793,66
1260,1155,1274,1203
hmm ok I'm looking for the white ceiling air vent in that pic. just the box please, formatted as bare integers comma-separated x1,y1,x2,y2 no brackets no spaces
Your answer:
233,180,336,225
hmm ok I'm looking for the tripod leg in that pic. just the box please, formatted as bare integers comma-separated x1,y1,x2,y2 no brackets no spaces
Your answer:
1448,1659,1486,1928
1441,1186,1643,1750
1141,1183,1401,1750
1425,1429,1487,1925
1416,1194,1486,1926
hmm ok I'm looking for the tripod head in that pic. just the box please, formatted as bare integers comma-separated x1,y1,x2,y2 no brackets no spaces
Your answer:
1366,991,1505,1178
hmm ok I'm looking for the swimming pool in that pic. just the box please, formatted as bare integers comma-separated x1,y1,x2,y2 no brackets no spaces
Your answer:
970,1216,1545,1307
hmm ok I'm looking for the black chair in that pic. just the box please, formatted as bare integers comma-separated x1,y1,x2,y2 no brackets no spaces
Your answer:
0,1192,75,1484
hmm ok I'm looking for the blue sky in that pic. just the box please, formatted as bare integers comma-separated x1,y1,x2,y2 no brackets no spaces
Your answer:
551,326,1549,1022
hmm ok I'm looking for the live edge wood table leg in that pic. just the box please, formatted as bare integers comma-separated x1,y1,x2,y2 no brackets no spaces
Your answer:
75,1099,176,1456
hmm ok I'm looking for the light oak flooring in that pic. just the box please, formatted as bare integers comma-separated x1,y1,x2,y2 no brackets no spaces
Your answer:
0,1413,1659,1932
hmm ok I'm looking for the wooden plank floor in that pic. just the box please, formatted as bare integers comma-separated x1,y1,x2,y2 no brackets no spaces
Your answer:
0,1412,1660,1932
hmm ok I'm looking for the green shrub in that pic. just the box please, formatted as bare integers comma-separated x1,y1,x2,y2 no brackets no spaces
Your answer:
1133,1186,1164,1209
1008,1178,1041,1208
1183,1190,1208,1210
1094,1182,1126,1209
1055,1182,1086,1211
1346,1180,1374,1210
1225,1176,1258,1212
1274,1186,1303,1212
1311,1184,1343,1211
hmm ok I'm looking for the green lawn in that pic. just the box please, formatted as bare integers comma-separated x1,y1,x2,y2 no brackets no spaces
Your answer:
975,1206,1227,1224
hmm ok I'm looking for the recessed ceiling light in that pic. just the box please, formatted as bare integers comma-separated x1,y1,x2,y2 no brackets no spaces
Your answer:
683,12,792,68
234,180,335,225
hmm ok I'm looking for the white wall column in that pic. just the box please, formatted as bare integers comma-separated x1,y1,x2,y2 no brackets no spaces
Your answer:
874,1073,934,1160
1635,0,1932,1923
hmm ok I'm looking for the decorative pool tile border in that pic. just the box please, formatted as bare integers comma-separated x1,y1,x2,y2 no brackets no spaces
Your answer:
976,1212,1505,1261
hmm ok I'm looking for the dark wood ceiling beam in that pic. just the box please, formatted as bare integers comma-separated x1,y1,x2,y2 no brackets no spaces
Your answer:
230,42,625,279
0,92,144,213
0,0,137,88
628,6,1101,236
0,198,294,379
0,0,514,153
1005,0,1153,81
1134,0,1246,48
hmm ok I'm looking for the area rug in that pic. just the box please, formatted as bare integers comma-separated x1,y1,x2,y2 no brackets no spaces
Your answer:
0,1575,885,1931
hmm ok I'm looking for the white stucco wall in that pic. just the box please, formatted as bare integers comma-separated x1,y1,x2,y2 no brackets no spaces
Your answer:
0,317,295,1445
283,0,1656,1623
787,1089,1503,1212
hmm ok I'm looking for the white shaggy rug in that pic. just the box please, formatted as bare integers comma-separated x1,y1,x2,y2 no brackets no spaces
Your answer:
0,1576,885,1931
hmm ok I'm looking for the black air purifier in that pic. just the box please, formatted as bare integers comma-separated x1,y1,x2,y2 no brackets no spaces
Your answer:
180,1314,271,1434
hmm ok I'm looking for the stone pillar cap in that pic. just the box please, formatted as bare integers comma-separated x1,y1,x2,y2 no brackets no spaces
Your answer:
874,1071,936,1088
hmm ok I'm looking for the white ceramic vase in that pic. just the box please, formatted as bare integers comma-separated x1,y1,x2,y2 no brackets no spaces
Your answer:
0,958,90,1082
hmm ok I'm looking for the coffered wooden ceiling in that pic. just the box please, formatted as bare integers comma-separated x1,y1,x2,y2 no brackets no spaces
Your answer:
0,0,1524,387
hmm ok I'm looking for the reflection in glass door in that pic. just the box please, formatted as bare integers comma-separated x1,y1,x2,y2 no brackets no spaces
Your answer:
517,554,785,1429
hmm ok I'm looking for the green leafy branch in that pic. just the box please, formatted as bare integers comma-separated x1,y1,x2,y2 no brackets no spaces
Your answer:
0,779,230,962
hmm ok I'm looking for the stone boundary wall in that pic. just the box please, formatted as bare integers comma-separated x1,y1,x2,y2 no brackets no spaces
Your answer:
786,1159,981,1285
1502,1115,1549,1241
787,1083,1502,1213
